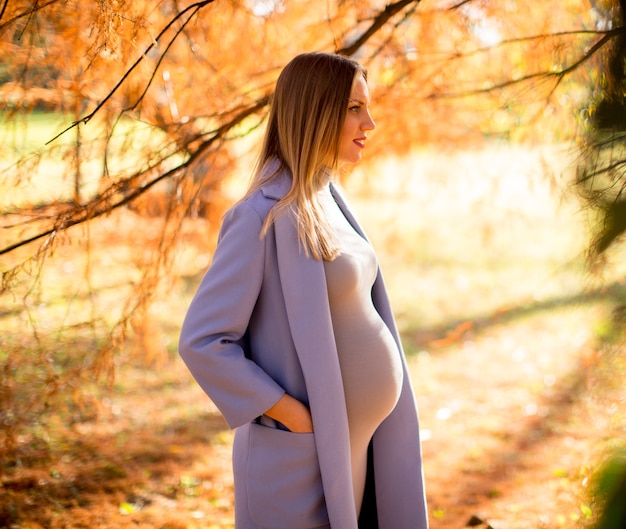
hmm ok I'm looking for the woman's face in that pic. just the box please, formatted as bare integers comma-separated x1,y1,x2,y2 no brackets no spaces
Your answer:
337,74,376,164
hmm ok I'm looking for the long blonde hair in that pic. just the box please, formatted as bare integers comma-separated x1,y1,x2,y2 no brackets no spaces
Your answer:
245,52,367,261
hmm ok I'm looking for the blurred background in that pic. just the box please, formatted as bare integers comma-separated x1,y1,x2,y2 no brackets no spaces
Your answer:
0,1,624,528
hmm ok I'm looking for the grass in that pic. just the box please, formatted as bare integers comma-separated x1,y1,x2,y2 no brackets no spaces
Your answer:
348,143,610,330
0,110,183,208
0,131,625,528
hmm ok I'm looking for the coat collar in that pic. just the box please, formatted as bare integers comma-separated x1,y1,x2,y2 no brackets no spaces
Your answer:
258,159,365,241
259,158,291,200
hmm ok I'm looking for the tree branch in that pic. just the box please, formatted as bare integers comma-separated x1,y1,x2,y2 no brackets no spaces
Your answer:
0,92,271,257
120,3,205,115
0,0,60,32
0,0,9,23
46,0,217,145
336,0,421,56
448,0,474,10
368,1,420,60
451,27,625,61
427,30,617,99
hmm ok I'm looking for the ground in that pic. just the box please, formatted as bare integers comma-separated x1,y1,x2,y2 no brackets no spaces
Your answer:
2,289,624,529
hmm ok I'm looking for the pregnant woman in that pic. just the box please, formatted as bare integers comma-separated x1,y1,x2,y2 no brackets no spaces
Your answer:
178,51,428,529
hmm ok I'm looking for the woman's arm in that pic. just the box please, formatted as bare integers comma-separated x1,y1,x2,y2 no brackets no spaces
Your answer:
179,201,286,428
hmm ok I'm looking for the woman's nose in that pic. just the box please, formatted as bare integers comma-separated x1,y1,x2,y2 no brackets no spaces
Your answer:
363,111,375,131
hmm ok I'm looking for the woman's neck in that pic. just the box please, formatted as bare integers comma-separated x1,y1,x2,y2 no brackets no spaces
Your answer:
317,166,334,189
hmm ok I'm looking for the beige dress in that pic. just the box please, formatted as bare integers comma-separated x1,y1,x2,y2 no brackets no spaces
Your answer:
320,186,403,515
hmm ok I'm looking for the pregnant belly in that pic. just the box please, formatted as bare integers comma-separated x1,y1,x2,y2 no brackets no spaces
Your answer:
333,311,404,435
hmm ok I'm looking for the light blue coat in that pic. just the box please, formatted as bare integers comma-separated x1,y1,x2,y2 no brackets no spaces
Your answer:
178,161,428,529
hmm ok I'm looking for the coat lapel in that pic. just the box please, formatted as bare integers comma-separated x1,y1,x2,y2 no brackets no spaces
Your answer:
328,182,367,239
261,170,363,528
273,211,358,529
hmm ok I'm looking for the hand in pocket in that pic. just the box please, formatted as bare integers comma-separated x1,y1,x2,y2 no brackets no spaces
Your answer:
264,393,314,433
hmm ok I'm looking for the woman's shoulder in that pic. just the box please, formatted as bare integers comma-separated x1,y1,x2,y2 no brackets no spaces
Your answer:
226,190,274,226
226,163,292,223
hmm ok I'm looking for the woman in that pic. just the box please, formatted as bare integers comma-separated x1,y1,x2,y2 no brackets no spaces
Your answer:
178,52,428,529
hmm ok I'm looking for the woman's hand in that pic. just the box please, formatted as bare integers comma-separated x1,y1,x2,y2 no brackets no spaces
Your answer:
264,393,314,433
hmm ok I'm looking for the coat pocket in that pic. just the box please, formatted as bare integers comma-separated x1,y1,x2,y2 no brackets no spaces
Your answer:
246,422,329,529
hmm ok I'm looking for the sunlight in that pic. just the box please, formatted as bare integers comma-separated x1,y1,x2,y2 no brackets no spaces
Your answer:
473,22,502,47
250,0,285,17
461,3,503,47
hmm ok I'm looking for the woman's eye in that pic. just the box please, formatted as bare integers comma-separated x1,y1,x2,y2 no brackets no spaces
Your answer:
349,105,360,113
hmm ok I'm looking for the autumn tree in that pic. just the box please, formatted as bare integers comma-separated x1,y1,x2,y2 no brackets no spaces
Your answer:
0,0,622,454
578,0,626,262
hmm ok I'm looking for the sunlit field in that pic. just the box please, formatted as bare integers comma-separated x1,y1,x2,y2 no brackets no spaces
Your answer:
1,113,625,529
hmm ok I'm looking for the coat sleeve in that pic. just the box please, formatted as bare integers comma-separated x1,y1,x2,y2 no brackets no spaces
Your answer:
178,201,286,429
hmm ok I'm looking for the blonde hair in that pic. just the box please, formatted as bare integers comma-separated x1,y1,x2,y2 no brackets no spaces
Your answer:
245,52,367,261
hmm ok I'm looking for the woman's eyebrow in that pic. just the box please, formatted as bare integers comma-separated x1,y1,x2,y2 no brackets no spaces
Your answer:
347,98,365,105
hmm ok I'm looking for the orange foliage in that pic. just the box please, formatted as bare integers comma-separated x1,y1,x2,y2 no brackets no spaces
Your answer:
0,0,599,146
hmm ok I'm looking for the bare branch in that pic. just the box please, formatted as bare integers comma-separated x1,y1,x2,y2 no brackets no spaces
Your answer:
0,0,9,23
577,154,626,188
454,27,625,61
0,162,184,257
0,0,59,32
336,0,421,56
120,3,205,114
427,31,617,99
368,1,420,60
448,0,474,10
